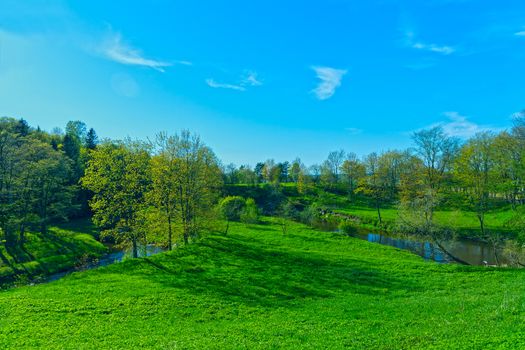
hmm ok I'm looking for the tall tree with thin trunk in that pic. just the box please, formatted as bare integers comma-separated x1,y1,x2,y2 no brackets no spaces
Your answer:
165,131,222,244
81,140,151,258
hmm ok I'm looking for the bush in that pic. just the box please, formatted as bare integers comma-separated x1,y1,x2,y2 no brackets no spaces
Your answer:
240,198,259,224
218,196,247,222
338,220,359,236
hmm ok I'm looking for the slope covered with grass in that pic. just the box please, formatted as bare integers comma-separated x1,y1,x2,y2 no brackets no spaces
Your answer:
1,219,524,349
0,219,107,285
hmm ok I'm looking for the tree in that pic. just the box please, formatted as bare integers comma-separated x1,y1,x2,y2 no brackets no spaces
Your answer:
18,139,75,236
321,150,345,188
165,131,222,244
411,126,459,224
224,163,238,184
218,196,246,234
455,133,496,236
85,128,98,150
340,152,365,200
65,121,87,144
81,141,151,258
327,149,345,182
149,135,178,250
356,153,388,224
289,158,302,183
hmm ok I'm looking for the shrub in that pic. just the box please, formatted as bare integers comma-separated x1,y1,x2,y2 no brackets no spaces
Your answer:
339,220,358,236
240,198,259,224
218,196,246,222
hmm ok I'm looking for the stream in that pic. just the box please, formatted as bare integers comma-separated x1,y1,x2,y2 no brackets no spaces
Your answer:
34,245,165,284
355,232,505,266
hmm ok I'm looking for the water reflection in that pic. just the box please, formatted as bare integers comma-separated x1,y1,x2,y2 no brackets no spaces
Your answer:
357,232,504,266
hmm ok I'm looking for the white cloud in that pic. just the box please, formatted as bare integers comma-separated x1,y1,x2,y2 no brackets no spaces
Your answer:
311,66,347,100
101,33,172,72
515,31,525,37
405,31,455,55
205,79,245,91
242,71,263,86
206,70,263,92
431,112,502,138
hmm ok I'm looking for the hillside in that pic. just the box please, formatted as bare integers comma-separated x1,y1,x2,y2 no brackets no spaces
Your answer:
0,220,107,285
1,219,524,349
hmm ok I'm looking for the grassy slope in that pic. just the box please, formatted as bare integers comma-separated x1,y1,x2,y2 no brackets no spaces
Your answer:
0,219,107,285
1,219,524,349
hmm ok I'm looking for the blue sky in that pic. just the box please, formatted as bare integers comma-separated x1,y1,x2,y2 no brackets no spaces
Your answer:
1,0,524,165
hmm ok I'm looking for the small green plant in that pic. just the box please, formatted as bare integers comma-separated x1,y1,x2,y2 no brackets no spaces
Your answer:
338,220,358,236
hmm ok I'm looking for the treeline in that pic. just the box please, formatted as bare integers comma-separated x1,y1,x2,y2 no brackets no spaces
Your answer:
224,115,525,244
0,118,98,249
1,115,525,263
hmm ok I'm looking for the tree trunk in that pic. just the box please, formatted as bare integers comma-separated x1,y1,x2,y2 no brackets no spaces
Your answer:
376,201,382,224
477,213,485,236
433,238,470,265
167,216,173,251
132,237,138,258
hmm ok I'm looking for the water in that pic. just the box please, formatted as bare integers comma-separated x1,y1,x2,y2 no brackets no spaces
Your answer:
35,245,165,284
355,232,504,266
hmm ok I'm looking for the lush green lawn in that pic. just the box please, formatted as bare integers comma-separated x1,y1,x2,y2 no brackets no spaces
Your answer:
1,219,524,349
0,219,107,285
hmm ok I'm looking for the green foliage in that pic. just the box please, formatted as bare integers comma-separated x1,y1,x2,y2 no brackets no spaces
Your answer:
218,196,246,222
81,140,151,258
338,220,359,235
240,198,259,224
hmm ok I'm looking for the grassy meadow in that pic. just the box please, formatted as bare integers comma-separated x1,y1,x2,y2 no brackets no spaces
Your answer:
1,218,524,349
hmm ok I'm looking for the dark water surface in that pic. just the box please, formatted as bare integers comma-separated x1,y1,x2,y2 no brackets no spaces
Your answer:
355,232,504,266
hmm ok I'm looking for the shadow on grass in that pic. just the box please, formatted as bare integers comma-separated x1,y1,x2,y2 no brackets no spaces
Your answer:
102,233,421,308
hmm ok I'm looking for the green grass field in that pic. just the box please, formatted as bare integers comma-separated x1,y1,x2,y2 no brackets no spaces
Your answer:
0,219,107,285
1,218,524,349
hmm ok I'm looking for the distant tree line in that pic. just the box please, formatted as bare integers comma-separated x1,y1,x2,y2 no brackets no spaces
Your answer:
222,114,525,258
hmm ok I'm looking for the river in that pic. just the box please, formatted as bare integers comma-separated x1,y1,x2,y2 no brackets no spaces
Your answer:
355,232,505,266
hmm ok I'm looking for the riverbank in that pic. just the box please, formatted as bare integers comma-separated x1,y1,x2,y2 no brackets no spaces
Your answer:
0,219,107,287
1,218,525,349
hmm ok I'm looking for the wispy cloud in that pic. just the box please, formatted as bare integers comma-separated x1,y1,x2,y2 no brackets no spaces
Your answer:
405,31,455,55
242,71,263,86
101,33,172,72
515,31,525,37
311,66,347,100
206,70,263,92
206,79,246,91
430,112,503,138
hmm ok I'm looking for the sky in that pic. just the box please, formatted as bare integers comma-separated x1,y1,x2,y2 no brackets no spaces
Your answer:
1,0,524,166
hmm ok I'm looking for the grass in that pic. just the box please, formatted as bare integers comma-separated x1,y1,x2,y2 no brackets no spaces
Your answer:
0,219,107,285
225,183,518,239
1,218,525,349
336,203,516,238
